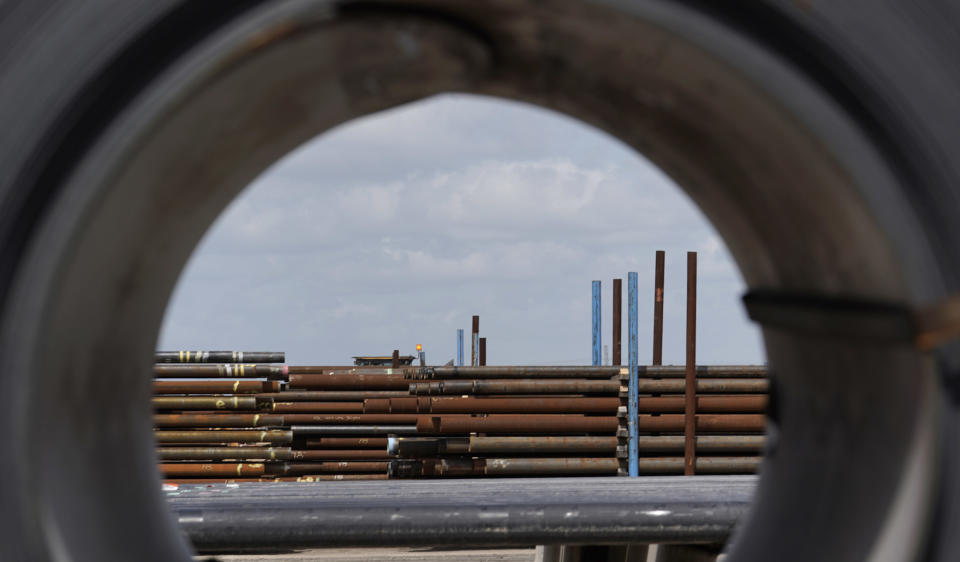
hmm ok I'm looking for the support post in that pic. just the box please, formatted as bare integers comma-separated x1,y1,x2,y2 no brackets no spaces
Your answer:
613,278,622,366
479,337,487,366
471,315,479,367
592,281,602,366
391,350,399,369
684,252,697,475
628,272,639,477
653,250,665,365
457,329,464,367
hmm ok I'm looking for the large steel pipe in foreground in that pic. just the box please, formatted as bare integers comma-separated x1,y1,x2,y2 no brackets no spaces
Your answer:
161,462,388,477
637,414,766,433
416,415,619,434
156,351,285,364
154,430,293,444
364,396,620,414
154,364,287,379
636,395,767,413
419,458,620,477
153,380,282,394
410,379,620,395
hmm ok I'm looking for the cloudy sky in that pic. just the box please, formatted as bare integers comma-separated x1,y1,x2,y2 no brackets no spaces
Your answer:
158,94,764,366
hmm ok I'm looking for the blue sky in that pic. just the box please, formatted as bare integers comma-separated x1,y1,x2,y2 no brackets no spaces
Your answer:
158,94,764,366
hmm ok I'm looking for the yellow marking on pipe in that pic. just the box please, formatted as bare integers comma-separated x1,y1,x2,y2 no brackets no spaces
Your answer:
240,365,245,377
232,397,238,408
237,464,242,476
186,351,191,362
179,351,184,362
270,450,276,460
253,414,260,426
260,431,267,441
233,381,240,392
215,399,226,409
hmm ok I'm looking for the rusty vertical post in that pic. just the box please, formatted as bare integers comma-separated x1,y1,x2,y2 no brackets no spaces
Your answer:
392,350,399,369
653,250,665,366
479,338,487,366
684,251,697,476
456,329,464,366
612,279,622,366
471,315,479,367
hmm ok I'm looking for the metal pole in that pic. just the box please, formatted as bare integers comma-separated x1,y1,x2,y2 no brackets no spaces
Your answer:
472,316,479,367
457,329,464,366
479,337,487,366
628,271,639,477
653,250,665,365
592,280,601,366
685,251,697,475
392,350,399,369
612,278,622,365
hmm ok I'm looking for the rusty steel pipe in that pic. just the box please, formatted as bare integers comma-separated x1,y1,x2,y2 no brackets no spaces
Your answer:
156,448,391,461
416,415,619,434
291,425,418,435
257,391,408,401
153,380,280,394
653,250,665,365
639,365,768,378
484,458,619,476
613,278,622,366
156,351,285,363
282,414,418,424
287,374,410,390
162,474,388,484
303,437,388,449
269,402,364,413
685,251,697,476
636,395,767,413
152,396,259,411
637,414,765,433
265,462,389,475
409,379,620,395
412,366,622,379
639,378,769,393
160,463,266,477
154,414,284,428
638,457,761,474
636,435,766,453
154,364,287,379
363,396,620,414
469,436,619,453
153,430,292,444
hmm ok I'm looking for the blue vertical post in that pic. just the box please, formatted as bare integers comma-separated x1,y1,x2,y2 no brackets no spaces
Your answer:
457,329,464,366
628,272,639,477
592,280,602,366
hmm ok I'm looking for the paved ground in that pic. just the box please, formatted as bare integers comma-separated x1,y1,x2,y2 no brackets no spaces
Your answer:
195,546,534,562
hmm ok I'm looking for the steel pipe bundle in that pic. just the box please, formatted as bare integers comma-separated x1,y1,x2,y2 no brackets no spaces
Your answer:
156,351,285,363
153,356,767,481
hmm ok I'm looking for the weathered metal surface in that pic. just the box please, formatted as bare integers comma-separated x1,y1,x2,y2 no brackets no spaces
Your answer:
628,271,640,477
164,474,388,484
637,414,765,433
303,437,388,449
154,414,285,428
153,430,293,444
157,448,391,461
266,462,389,475
152,380,279,394
152,396,259,411
613,278,622,366
155,351,285,363
653,250,665,366
639,365,768,378
638,457,761,474
415,415,619,434
636,395,767,413
413,366,622,379
409,379,620,395
257,390,408,401
282,414,419,424
154,364,286,379
288,374,410,390
593,280,602,366
484,457,619,476
270,402,364,413
479,337,487,366
472,315,479,367
161,463,266,477
637,435,766,453
364,396,620,414
166,476,755,548
639,378,769,393
392,436,619,456
292,425,418,435
685,251,698,476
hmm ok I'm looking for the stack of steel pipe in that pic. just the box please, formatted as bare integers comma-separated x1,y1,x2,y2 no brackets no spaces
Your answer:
154,354,767,482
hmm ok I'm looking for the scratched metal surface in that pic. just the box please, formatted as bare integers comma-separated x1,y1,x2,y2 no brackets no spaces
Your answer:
167,475,755,550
